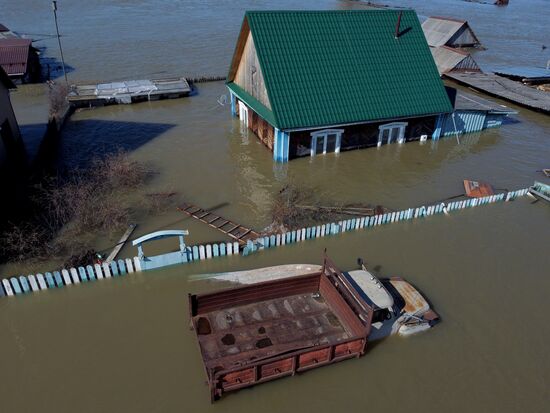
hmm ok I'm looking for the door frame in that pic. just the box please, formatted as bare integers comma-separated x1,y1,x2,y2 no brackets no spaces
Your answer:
310,129,344,157
238,101,248,127
377,122,407,146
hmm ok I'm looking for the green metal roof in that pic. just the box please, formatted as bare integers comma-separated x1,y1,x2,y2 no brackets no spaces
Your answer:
229,10,452,130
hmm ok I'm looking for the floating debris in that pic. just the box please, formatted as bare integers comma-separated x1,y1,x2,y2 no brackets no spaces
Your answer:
464,179,495,198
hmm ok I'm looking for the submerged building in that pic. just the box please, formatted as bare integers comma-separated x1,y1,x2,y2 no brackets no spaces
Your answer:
226,10,508,162
0,24,40,83
422,16,481,49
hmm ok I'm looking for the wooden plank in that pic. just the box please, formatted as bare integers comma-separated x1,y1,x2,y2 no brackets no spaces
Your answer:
106,224,137,262
214,219,229,228
236,229,252,239
206,215,221,224
225,224,241,234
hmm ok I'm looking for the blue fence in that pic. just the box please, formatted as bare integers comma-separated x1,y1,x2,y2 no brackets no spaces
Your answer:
0,187,530,299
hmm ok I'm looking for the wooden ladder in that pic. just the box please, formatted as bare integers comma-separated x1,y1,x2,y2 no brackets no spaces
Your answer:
177,202,260,244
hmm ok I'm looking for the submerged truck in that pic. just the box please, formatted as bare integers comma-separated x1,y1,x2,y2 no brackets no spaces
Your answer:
188,254,438,401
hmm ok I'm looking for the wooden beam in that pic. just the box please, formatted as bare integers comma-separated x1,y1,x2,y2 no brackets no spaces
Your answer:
106,224,137,262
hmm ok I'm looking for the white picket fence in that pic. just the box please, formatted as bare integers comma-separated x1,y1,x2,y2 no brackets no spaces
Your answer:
0,187,530,299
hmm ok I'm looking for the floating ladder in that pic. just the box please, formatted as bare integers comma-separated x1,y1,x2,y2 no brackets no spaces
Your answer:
178,203,260,244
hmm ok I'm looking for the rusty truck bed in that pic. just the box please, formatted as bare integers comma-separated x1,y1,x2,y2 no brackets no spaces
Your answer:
188,256,373,401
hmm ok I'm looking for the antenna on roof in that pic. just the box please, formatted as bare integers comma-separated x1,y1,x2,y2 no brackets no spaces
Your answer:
394,11,403,39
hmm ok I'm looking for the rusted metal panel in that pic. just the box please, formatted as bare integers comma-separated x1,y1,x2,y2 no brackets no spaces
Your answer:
389,277,430,316
189,256,372,401
464,179,494,198
298,347,331,369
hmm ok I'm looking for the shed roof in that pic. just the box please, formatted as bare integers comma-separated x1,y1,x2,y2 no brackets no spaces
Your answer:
0,38,32,76
430,46,480,75
422,16,480,48
227,10,453,130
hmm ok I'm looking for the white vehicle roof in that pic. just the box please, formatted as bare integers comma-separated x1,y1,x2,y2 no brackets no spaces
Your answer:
346,269,394,311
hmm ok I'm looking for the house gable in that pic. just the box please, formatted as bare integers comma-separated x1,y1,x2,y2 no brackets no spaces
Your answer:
234,32,271,110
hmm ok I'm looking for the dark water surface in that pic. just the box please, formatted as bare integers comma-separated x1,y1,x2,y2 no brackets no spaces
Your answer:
1,1,549,412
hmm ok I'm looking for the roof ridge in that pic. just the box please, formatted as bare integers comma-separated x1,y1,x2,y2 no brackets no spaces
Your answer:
245,9,412,14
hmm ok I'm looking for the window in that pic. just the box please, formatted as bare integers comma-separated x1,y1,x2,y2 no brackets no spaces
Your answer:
377,122,407,147
310,129,344,157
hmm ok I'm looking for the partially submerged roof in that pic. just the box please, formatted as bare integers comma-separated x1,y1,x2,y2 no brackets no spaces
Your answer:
430,46,481,75
0,38,32,76
494,66,550,83
453,90,515,114
422,16,481,48
227,10,452,130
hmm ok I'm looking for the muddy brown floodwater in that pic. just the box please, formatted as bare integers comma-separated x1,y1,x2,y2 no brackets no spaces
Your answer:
1,0,549,412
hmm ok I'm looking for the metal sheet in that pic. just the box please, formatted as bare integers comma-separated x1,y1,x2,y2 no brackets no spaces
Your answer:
422,16,466,47
494,66,550,80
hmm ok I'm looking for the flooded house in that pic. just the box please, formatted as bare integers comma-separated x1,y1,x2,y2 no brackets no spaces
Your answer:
226,10,456,162
422,16,482,76
421,16,481,49
0,25,40,83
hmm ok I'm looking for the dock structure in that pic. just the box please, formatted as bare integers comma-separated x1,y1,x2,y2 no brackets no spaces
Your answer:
178,202,260,244
445,72,550,114
67,77,191,107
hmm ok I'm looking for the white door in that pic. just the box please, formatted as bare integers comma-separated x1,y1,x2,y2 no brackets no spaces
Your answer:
238,101,248,127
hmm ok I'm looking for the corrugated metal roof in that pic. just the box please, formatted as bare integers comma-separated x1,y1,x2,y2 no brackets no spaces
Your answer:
430,46,480,75
422,16,480,48
0,38,31,76
454,90,515,113
228,10,452,130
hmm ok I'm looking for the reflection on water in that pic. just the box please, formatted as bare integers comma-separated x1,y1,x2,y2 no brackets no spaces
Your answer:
1,0,550,412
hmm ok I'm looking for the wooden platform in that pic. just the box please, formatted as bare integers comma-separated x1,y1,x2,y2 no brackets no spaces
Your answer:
446,72,550,114
178,202,260,244
67,77,191,107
